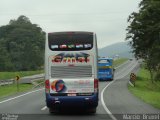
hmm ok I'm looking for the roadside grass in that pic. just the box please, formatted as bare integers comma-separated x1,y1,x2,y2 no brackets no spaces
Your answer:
113,58,128,67
0,83,33,99
128,68,160,109
0,70,44,80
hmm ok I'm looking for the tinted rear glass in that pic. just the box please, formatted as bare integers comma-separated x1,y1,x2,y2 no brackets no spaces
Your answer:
98,59,110,63
48,32,93,51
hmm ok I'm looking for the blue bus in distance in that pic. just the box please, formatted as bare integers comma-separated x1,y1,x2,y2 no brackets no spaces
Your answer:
98,58,114,81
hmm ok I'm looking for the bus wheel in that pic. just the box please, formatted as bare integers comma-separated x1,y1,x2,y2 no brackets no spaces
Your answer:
49,108,58,114
88,108,96,114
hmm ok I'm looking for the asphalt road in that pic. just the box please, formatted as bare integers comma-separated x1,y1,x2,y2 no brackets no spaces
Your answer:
0,59,159,120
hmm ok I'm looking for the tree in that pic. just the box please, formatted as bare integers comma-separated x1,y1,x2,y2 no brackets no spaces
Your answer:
126,0,160,81
0,38,13,71
0,15,46,71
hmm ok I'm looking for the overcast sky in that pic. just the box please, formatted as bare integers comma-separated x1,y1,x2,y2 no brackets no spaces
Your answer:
0,0,141,48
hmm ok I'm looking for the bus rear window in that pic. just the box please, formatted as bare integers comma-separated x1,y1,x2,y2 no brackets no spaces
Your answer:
98,59,110,63
48,33,93,51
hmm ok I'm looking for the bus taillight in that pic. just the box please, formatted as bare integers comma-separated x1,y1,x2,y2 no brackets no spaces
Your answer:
45,80,50,93
94,79,99,93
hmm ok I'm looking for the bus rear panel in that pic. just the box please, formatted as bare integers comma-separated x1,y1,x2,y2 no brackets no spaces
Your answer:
98,58,114,81
44,31,98,113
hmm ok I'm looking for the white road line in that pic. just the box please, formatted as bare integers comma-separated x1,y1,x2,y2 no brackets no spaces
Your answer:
0,88,44,104
115,60,129,69
116,62,138,79
101,62,138,120
101,81,117,120
41,106,47,111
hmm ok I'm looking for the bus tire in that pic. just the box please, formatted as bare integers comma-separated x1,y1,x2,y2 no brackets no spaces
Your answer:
49,108,58,114
88,108,96,114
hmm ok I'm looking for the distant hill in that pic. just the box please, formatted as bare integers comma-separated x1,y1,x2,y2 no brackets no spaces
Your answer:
98,42,133,58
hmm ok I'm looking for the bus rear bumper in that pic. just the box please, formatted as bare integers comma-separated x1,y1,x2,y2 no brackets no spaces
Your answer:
45,93,98,111
98,75,113,81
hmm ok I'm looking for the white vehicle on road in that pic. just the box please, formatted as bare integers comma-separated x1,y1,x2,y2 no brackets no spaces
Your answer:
44,31,99,113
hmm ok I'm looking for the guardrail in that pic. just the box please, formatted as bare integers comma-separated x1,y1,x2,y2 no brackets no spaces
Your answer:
32,80,44,88
0,74,44,86
0,79,14,86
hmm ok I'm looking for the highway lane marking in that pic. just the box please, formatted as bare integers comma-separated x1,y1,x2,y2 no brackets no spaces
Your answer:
101,82,117,120
101,61,138,120
115,60,129,69
114,61,135,79
41,106,47,111
0,88,44,104
116,61,138,79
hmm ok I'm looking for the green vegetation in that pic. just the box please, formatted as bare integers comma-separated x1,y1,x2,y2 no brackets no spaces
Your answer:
0,15,45,71
113,58,128,67
0,84,33,99
128,68,160,109
0,70,44,80
127,0,160,109
126,0,160,82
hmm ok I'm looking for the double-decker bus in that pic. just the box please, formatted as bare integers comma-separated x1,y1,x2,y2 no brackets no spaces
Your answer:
98,58,114,81
44,31,98,113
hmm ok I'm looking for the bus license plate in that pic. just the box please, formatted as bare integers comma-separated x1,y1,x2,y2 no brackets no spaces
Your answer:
67,93,76,96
